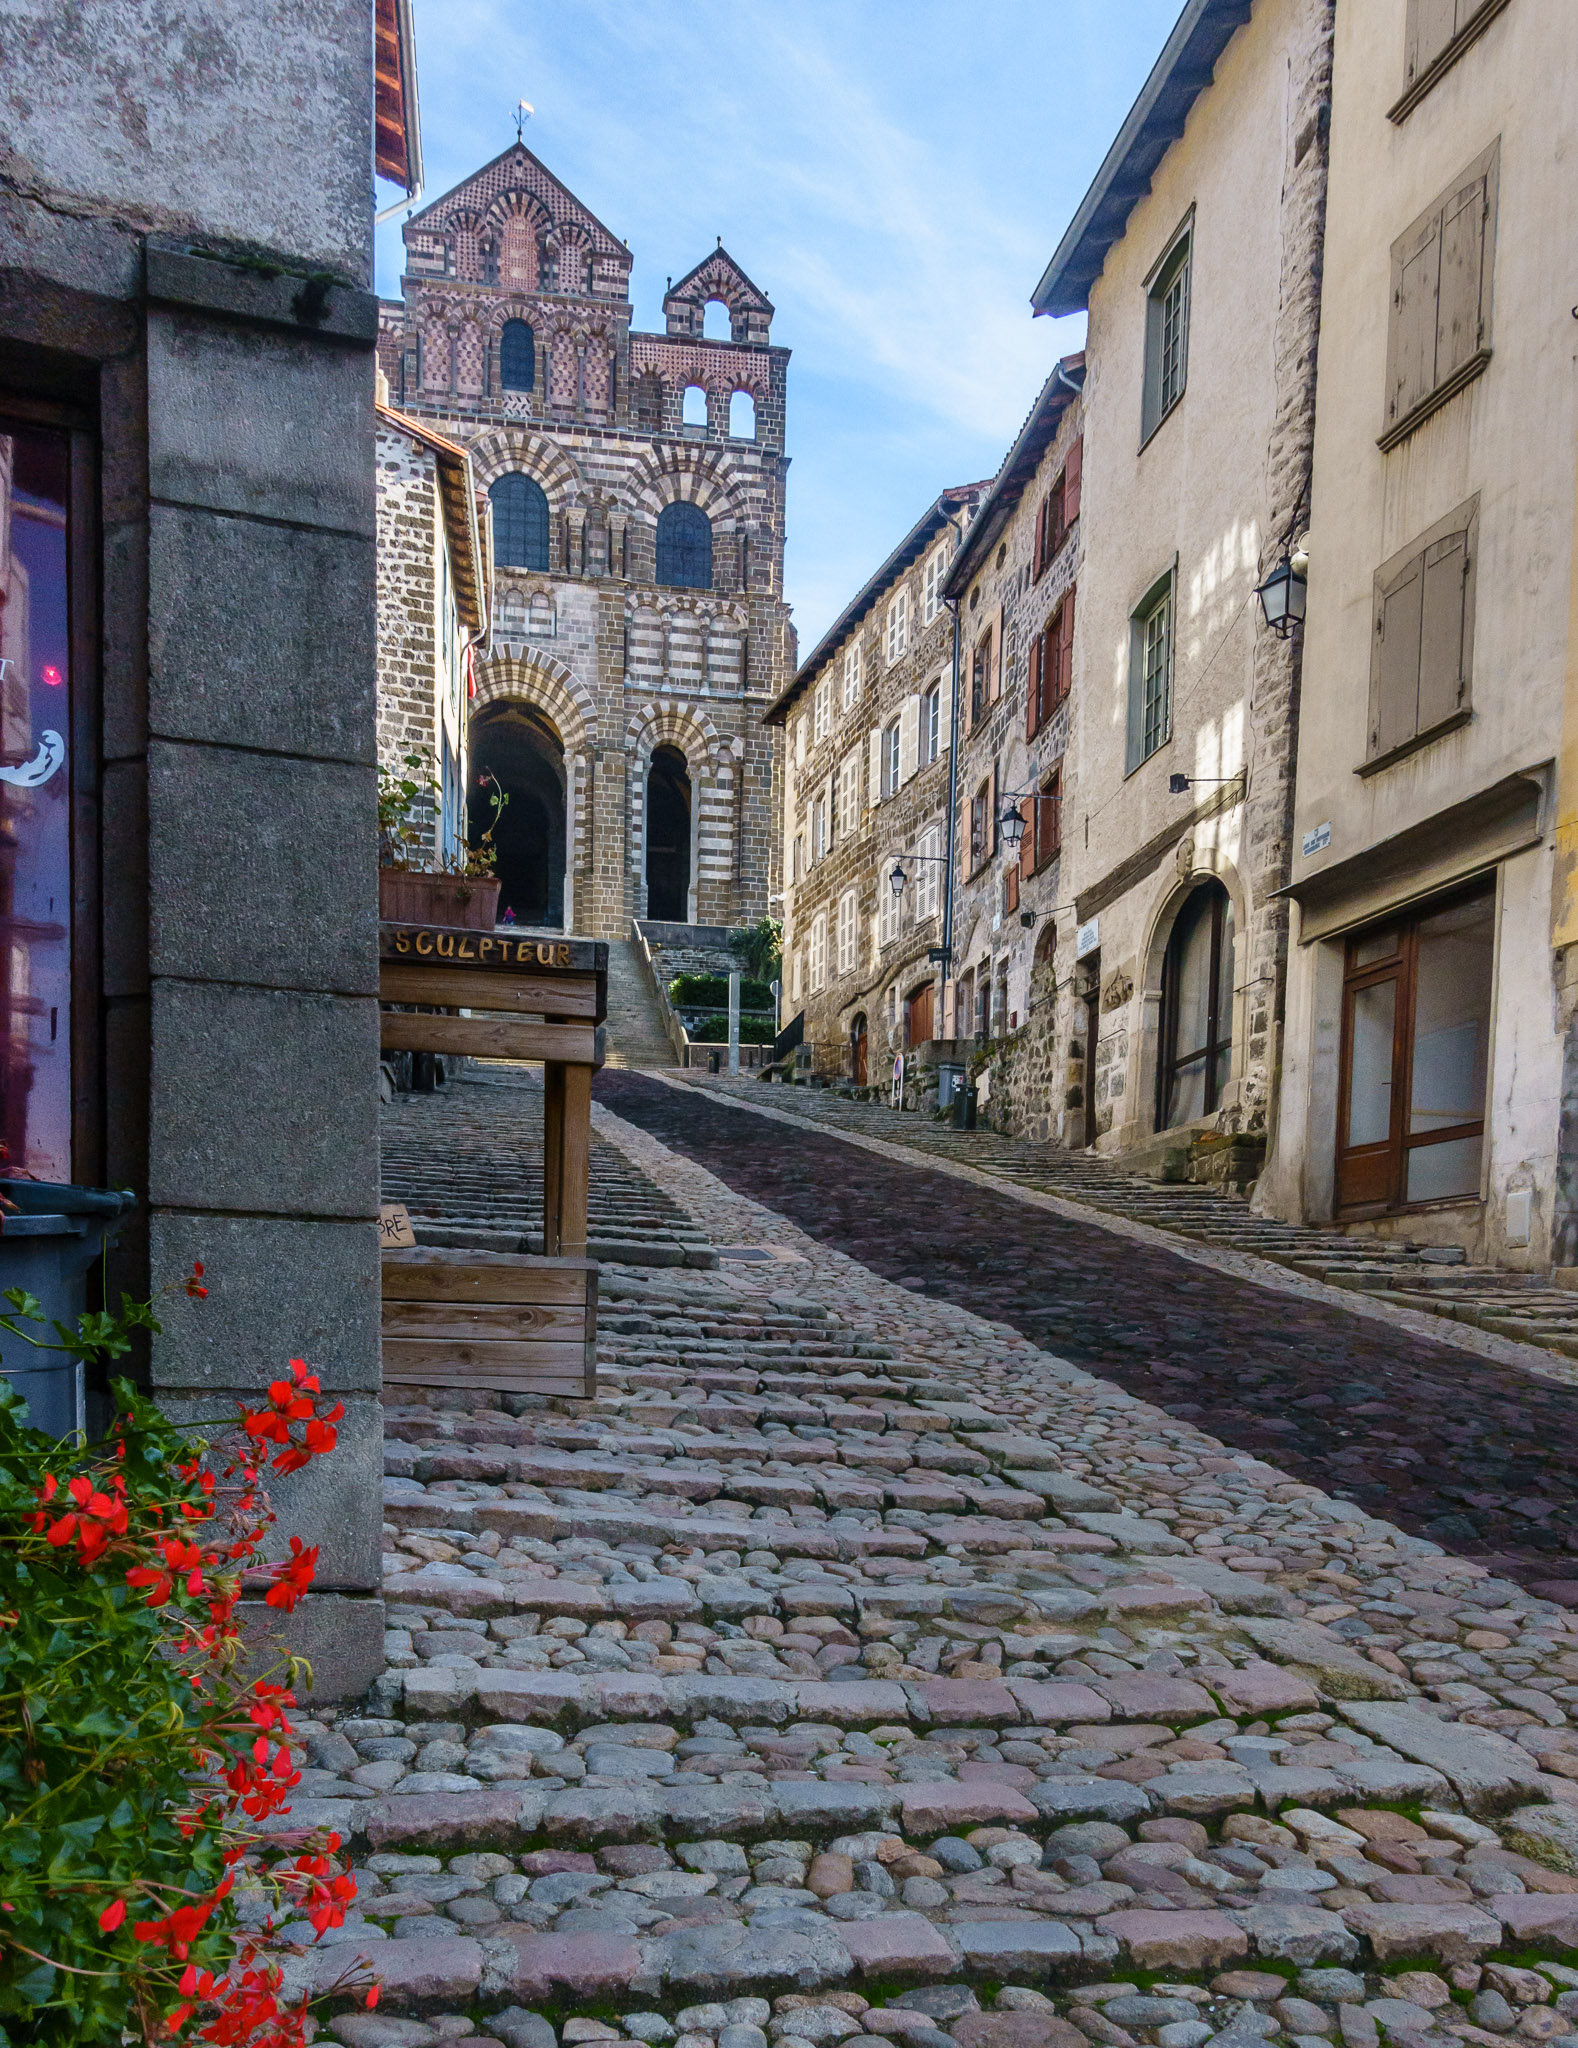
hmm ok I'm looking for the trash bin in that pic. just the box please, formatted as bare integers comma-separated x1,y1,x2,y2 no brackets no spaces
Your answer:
936,1062,965,1111
952,1084,978,1131
0,1181,136,1438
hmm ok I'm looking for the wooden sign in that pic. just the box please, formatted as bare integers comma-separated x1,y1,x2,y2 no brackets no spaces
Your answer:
382,1248,597,1400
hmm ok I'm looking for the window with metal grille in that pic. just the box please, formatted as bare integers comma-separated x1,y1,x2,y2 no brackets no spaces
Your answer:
1142,222,1192,443
490,472,550,570
656,502,712,589
499,319,535,392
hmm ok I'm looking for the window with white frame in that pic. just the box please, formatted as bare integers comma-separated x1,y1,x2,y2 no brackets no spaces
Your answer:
880,861,903,945
886,587,909,664
915,826,941,921
922,683,942,764
837,751,861,838
809,912,828,991
811,794,828,863
836,890,858,977
923,547,946,625
795,717,807,766
813,675,832,744
883,720,901,799
842,641,862,711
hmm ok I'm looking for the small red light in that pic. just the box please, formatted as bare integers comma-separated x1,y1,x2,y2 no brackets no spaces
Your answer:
41,666,62,688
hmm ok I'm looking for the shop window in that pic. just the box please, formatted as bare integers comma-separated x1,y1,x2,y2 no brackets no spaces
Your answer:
0,417,73,1180
1337,882,1494,1213
1157,880,1234,1130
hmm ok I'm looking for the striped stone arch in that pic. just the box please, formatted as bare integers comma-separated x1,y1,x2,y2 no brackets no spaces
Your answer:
470,650,598,886
626,443,749,527
623,700,735,902
465,427,582,505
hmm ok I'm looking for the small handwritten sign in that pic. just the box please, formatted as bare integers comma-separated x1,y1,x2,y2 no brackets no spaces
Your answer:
379,1203,416,1248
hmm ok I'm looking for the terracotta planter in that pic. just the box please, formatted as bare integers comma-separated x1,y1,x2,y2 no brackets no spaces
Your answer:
379,868,501,930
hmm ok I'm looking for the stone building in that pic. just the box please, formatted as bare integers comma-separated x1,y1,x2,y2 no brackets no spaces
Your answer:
376,144,789,937
1020,0,1333,1173
942,363,1085,1141
375,399,490,867
0,0,418,1693
1262,0,1578,1268
765,485,986,1087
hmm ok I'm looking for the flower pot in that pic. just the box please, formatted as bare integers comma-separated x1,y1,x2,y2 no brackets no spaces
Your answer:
379,869,502,930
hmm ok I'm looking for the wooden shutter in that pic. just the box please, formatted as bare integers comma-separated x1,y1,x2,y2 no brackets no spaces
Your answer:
1032,497,1046,580
1027,635,1043,737
937,662,953,753
994,606,1006,700
1057,589,1076,706
1370,552,1425,759
1044,770,1062,861
898,694,920,783
1005,863,1020,915
1064,436,1082,525
1018,799,1034,884
868,728,883,806
1389,210,1442,429
1417,528,1470,732
1405,0,1459,83
1437,167,1489,385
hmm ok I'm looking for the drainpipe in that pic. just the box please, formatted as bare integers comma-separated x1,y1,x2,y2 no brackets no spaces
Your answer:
940,552,964,1033
1550,365,1578,1272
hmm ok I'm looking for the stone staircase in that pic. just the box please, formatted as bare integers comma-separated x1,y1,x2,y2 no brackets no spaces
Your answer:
605,939,680,1071
690,1082,1578,1368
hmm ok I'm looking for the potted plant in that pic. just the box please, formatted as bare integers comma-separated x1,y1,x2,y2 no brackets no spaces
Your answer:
378,754,506,930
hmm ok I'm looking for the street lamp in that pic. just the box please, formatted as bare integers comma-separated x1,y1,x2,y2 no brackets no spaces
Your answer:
1255,545,1308,638
998,802,1026,851
889,862,907,898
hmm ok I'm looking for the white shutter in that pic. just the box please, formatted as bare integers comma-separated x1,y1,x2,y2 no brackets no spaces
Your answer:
868,729,883,807
937,665,953,753
899,694,920,783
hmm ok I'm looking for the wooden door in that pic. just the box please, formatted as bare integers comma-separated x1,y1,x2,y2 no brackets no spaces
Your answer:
1081,956,1100,1150
905,983,934,1048
851,1016,867,1085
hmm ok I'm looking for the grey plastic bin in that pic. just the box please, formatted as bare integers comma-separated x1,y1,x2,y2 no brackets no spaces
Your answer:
0,1181,136,1439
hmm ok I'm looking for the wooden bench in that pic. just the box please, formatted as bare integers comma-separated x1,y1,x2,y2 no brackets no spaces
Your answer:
379,923,607,1398
381,1247,597,1401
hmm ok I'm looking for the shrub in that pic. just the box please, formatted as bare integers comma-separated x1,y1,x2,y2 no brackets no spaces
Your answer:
728,916,782,985
0,1279,371,2046
668,973,774,1011
685,1014,776,1045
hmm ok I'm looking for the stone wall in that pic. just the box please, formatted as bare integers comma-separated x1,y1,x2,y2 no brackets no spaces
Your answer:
375,426,440,858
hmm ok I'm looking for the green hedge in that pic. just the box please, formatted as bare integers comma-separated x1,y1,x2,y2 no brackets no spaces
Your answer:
686,1014,776,1044
669,973,774,1010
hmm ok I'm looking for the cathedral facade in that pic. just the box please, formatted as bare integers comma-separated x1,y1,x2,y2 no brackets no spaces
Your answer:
377,142,790,938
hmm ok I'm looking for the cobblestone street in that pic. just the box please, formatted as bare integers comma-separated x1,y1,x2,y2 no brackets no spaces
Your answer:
591,1076,1578,1598
301,1081,1578,2047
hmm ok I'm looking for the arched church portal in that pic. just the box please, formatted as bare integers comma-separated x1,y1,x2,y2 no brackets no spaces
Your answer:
645,744,693,922
468,702,567,930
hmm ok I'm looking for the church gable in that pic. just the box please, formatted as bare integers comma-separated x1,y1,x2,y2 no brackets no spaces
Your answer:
663,245,774,344
403,144,633,292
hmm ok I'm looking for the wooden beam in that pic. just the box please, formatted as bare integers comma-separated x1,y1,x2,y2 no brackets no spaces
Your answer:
381,1255,594,1304
383,1300,590,1341
378,1013,598,1063
382,1337,593,1373
379,962,599,1016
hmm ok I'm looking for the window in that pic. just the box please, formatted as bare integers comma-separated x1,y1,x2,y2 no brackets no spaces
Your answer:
1157,880,1235,1130
1126,570,1174,772
842,641,863,710
1027,589,1075,738
1366,497,1478,768
656,501,712,589
490,472,550,570
682,384,709,428
792,832,804,883
969,780,991,871
886,587,909,663
883,720,901,800
837,752,862,838
1022,768,1061,876
1142,221,1192,444
809,913,828,992
922,547,946,625
811,794,828,863
1337,882,1494,1213
836,890,858,977
795,717,807,767
970,632,993,726
813,675,832,744
922,684,942,764
915,826,941,921
728,390,756,439
792,951,803,1001
0,415,74,1180
1383,143,1498,449
880,865,903,945
499,318,535,392
1394,0,1511,120
1034,436,1083,578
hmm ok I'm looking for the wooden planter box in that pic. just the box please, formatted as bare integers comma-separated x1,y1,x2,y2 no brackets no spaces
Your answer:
379,869,501,931
381,1247,597,1400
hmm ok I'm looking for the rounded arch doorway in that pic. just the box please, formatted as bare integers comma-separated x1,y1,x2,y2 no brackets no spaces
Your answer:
1156,877,1235,1131
468,702,566,929
645,744,693,921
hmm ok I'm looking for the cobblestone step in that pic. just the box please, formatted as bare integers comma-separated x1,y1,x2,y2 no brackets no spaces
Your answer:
301,1090,1578,2048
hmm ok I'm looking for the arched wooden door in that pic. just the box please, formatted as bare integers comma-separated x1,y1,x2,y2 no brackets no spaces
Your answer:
850,1013,867,1085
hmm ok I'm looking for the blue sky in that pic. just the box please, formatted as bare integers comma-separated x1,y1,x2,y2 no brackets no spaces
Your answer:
377,0,1183,655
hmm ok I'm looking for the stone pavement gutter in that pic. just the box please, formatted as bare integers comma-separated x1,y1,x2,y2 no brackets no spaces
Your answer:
298,1082,1578,2048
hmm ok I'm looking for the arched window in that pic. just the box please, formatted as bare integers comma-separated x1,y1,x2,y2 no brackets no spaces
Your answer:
703,299,731,341
499,318,535,392
728,390,756,440
490,473,550,571
1157,879,1235,1130
682,384,708,428
656,502,712,590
